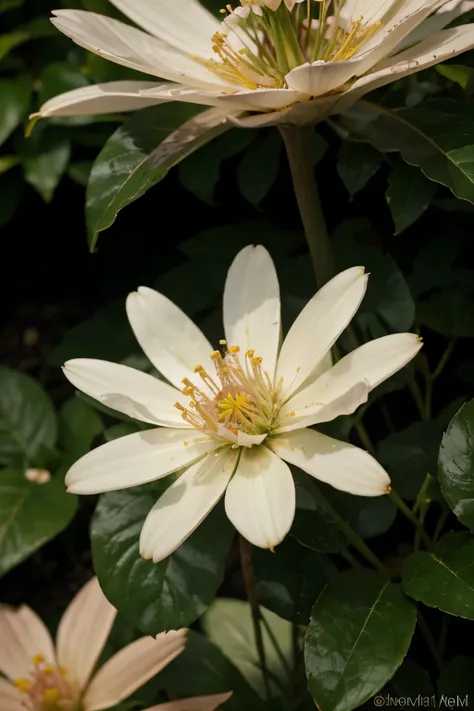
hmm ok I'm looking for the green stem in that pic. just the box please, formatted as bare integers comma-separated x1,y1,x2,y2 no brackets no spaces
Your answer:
390,489,432,549
432,339,457,381
355,421,376,456
239,536,272,700
438,615,449,662
433,508,450,544
341,547,363,568
260,613,293,681
280,125,334,287
409,378,427,421
417,609,442,670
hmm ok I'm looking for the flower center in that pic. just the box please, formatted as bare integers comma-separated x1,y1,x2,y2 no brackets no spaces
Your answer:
205,0,382,89
174,343,282,440
14,655,80,711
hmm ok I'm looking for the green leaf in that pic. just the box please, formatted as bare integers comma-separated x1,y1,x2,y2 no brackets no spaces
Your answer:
337,142,382,198
0,17,56,61
322,480,397,540
202,599,292,699
58,397,103,458
91,487,234,634
0,469,77,577
390,659,434,698
438,656,474,699
305,570,416,711
418,291,474,337
22,129,71,202
291,477,344,553
386,164,437,234
67,160,93,186
0,0,24,12
437,64,474,93
0,169,23,227
439,399,474,531
237,130,282,205
86,104,230,250
402,531,474,619
0,76,31,147
38,62,90,105
0,367,57,468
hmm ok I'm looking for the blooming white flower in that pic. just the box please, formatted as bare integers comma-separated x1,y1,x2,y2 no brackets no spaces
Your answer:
0,577,231,711
61,246,422,561
34,0,474,128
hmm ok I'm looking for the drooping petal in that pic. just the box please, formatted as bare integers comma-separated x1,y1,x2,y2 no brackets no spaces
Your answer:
270,428,391,497
139,84,226,107
126,287,213,390
65,429,220,495
56,578,117,692
84,630,187,711
0,606,55,680
276,267,368,397
144,693,233,711
140,448,237,563
225,446,295,549
217,87,308,111
32,81,164,119
0,677,25,711
62,359,190,428
286,59,365,96
223,245,281,381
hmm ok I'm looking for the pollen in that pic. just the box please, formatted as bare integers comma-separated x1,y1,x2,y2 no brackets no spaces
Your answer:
14,678,32,692
43,688,61,703
32,654,45,664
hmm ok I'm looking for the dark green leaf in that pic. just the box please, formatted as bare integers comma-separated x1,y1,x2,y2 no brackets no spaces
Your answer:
38,62,89,106
291,476,344,553
0,469,77,577
386,164,437,234
67,160,93,186
390,659,434,698
337,142,382,198
439,399,474,531
237,130,282,205
305,570,416,711
104,422,142,441
323,482,397,540
58,397,103,458
86,104,230,250
418,291,474,337
0,76,31,147
402,531,474,619
22,129,71,202
0,367,57,468
0,0,24,12
0,17,56,61
0,169,23,227
437,64,474,93
438,656,474,699
91,487,234,634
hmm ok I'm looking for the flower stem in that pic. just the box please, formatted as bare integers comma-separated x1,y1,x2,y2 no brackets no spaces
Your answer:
417,609,442,670
239,535,272,700
390,489,432,549
280,125,334,287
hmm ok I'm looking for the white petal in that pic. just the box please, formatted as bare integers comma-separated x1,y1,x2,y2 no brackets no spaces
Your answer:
126,287,213,390
107,0,218,57
270,428,391,496
0,606,55,680
218,87,308,111
286,59,364,96
84,630,187,711
223,245,281,381
143,693,233,711
0,679,23,711
140,448,237,562
225,446,295,549
56,578,116,692
394,0,474,51
33,81,164,119
140,83,227,107
237,431,268,447
276,267,368,397
63,359,190,428
339,0,400,28
65,429,220,495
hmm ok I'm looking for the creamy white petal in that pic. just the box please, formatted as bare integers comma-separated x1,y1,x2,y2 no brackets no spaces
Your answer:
223,245,281,381
144,693,233,711
270,428,391,496
393,0,474,52
140,84,227,107
286,59,365,96
33,81,164,118
65,429,220,494
63,359,190,427
57,578,117,692
84,631,187,711
237,431,268,447
225,446,295,549
107,0,218,57
140,448,237,562
276,267,368,397
0,679,23,711
0,606,55,680
126,287,214,390
217,87,308,110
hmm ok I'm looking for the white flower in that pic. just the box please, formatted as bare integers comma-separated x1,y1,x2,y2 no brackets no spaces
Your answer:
34,0,474,128
61,246,422,561
0,576,231,711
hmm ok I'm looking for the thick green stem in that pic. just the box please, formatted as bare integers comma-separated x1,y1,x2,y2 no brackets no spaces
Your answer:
417,610,442,670
390,489,432,549
280,125,334,287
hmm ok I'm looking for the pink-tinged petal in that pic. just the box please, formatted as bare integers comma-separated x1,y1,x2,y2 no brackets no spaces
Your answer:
144,692,233,711
84,630,187,711
0,678,24,711
0,606,55,680
56,577,117,692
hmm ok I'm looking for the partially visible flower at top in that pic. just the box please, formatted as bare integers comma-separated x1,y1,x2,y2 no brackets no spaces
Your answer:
33,0,474,128
0,577,231,711
60,245,422,563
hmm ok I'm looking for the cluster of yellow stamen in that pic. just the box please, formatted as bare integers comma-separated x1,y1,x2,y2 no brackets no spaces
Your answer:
14,654,78,711
174,342,281,441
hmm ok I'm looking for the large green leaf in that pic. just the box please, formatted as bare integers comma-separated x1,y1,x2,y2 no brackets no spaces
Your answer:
439,399,474,531
0,76,31,147
0,17,55,61
402,531,474,619
237,129,282,205
22,129,71,203
336,142,382,199
91,486,234,634
0,469,77,577
86,104,232,250
438,656,474,699
418,290,474,337
58,397,103,459
304,570,416,711
0,367,57,468
386,164,437,234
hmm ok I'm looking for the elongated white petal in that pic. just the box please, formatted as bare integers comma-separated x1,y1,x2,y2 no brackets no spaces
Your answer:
84,631,187,711
286,59,364,96
0,679,23,711
57,578,116,692
107,0,218,57
33,81,163,118
276,267,368,397
140,448,237,562
339,0,400,28
144,693,233,711
225,446,295,549
218,87,308,110
223,245,281,381
270,429,391,496
393,0,474,52
126,287,213,390
65,429,220,495
0,606,55,680
140,84,227,107
63,359,190,428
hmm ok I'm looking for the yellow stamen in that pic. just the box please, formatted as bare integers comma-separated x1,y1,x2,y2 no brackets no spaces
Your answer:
44,664,55,674
32,654,45,664
228,345,240,353
43,688,61,704
14,678,31,692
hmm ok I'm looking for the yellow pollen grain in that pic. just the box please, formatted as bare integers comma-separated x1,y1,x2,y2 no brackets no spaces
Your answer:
219,339,227,345
251,356,263,365
183,441,189,446
210,350,221,360
44,664,55,674
32,654,45,664
228,345,240,353
194,365,204,373
43,688,61,703
246,349,255,358
59,666,68,676
14,678,31,692
290,411,296,417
